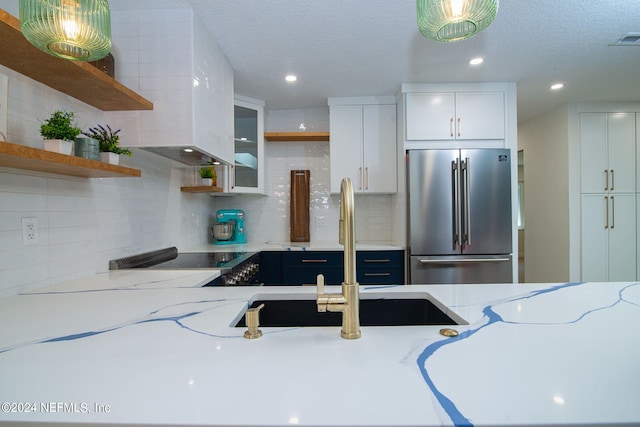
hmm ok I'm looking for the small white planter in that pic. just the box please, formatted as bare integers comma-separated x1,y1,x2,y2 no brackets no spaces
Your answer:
43,139,73,155
100,152,120,165
201,178,213,186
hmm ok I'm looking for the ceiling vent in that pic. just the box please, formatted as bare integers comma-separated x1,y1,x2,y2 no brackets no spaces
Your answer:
609,33,640,46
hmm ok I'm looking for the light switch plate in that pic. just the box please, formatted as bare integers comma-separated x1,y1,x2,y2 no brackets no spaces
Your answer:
0,73,7,141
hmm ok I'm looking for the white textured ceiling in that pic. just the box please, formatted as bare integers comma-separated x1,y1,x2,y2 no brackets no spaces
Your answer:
109,0,640,123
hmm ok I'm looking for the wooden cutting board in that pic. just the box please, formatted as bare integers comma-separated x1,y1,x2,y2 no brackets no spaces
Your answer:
290,170,310,242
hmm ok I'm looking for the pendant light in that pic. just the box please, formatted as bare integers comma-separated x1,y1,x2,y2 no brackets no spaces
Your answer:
417,0,498,42
19,0,111,61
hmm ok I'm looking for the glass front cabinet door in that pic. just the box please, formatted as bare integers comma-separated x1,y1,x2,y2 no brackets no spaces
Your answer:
228,95,265,194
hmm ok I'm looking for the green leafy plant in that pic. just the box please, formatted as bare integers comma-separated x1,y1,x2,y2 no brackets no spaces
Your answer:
199,166,214,179
83,124,132,157
40,110,82,141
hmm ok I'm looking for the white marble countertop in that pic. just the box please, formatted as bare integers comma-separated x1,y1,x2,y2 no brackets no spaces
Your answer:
0,271,639,427
182,241,404,253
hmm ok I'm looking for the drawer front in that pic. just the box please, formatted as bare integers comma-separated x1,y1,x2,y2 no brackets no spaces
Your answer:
283,251,343,267
357,269,404,286
283,268,343,286
357,250,404,269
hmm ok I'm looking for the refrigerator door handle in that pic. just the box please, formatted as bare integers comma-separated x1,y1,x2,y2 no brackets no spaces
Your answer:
452,159,461,249
462,157,471,246
418,257,511,264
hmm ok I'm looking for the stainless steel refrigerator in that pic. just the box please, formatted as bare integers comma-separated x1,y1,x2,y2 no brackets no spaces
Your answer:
407,149,512,284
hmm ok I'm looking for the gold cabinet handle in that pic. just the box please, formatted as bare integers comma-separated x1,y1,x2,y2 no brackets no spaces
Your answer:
604,196,609,229
457,117,462,137
610,169,614,191
365,167,369,191
450,117,454,137
611,196,615,229
604,169,608,191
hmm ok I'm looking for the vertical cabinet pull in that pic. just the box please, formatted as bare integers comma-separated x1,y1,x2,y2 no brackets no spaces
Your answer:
604,196,609,229
358,167,362,190
365,167,369,191
457,117,462,137
604,170,608,191
610,169,614,191
450,118,454,137
611,196,615,229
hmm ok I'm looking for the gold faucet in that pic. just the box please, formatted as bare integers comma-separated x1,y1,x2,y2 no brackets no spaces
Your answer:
316,178,361,339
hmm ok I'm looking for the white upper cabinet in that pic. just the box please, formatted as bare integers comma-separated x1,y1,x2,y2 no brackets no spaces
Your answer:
405,91,504,141
580,112,636,194
226,95,265,194
329,97,397,194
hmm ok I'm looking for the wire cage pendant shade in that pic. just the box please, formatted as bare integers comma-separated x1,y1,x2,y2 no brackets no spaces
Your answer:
417,0,498,42
19,0,111,61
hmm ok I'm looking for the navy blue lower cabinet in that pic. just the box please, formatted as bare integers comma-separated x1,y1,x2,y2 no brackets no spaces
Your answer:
357,250,405,286
259,251,282,285
259,250,405,286
282,251,343,286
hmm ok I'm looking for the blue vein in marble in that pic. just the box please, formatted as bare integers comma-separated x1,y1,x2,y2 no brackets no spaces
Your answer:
416,281,640,427
0,299,242,355
21,272,213,295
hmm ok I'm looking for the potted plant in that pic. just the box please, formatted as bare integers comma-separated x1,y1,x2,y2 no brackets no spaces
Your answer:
199,165,216,186
83,124,132,165
40,110,82,155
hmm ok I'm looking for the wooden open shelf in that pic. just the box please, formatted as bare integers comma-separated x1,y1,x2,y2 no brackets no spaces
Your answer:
180,186,224,193
0,140,141,178
264,132,329,142
0,8,153,111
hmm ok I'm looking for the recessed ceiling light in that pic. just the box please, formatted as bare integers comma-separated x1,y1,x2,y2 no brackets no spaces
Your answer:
285,74,297,83
550,83,564,90
469,57,484,66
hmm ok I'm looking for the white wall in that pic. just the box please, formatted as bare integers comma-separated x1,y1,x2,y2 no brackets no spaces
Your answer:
518,106,571,282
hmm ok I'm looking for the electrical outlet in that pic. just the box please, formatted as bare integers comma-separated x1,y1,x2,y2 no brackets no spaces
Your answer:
0,73,7,141
21,217,39,245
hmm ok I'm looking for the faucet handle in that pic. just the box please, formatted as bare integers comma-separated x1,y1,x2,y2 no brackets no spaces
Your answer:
316,274,325,295
316,274,328,312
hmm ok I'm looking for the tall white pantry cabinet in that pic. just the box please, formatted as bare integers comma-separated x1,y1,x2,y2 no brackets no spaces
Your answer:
580,112,637,281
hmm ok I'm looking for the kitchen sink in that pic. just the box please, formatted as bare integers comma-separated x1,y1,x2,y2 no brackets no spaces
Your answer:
233,292,466,327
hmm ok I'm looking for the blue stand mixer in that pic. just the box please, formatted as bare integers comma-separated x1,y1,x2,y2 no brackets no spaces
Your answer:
211,209,246,244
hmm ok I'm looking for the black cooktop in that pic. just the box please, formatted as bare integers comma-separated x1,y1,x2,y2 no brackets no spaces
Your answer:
109,247,255,272
147,252,251,270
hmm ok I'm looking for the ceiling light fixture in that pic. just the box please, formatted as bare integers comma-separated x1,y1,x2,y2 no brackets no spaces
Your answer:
469,57,484,65
285,74,297,83
417,0,499,42
550,83,564,90
19,0,111,61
